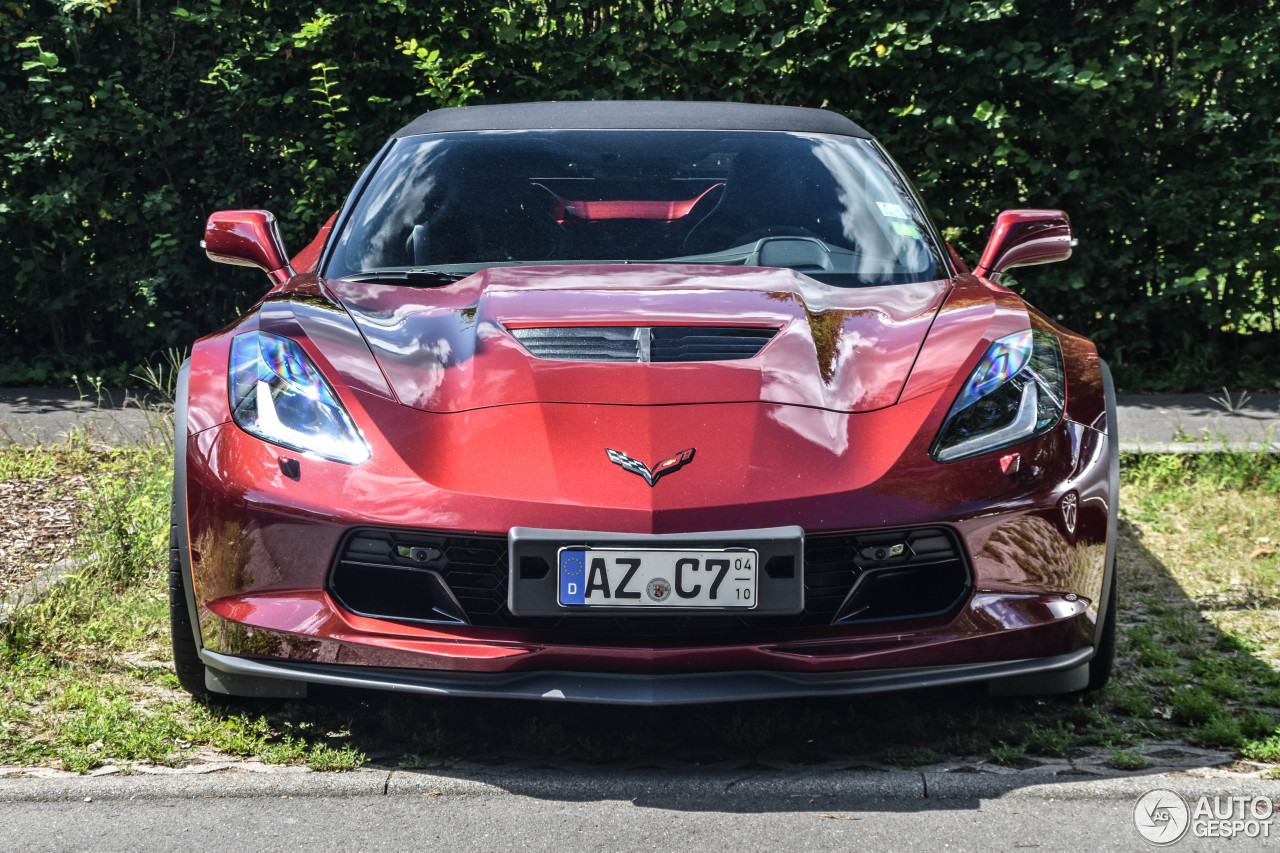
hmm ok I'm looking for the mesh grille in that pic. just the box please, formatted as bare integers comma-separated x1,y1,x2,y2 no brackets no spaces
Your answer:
509,327,641,362
330,526,969,640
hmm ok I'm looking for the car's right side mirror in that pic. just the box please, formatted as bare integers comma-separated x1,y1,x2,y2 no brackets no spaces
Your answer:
973,209,1074,283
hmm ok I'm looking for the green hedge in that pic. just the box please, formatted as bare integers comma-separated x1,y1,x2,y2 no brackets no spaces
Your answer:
2,0,1277,390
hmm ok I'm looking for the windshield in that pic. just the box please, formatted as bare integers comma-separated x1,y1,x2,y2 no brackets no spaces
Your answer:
324,130,944,286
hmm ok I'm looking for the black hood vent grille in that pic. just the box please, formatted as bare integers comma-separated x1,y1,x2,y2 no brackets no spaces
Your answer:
510,326,776,362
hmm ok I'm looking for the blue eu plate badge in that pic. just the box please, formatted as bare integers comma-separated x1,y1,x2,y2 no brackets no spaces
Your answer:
559,550,586,605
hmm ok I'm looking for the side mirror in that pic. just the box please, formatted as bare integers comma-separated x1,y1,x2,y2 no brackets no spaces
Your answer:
973,209,1074,283
203,210,293,285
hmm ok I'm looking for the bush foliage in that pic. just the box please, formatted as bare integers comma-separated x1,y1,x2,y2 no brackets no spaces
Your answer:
2,0,1277,389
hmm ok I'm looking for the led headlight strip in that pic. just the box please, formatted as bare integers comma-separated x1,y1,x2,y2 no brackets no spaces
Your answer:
228,331,371,464
930,329,1064,463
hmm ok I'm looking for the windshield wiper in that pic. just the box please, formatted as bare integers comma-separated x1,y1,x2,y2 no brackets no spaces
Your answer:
342,269,470,285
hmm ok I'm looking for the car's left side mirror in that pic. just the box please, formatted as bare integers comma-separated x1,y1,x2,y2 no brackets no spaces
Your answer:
203,209,294,286
973,209,1074,283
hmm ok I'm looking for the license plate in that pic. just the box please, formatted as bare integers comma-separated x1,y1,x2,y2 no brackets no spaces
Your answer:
557,548,758,609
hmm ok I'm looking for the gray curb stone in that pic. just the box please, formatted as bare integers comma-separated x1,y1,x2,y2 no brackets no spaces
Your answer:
923,772,1280,802
0,770,391,803
2,768,1277,804
387,768,927,799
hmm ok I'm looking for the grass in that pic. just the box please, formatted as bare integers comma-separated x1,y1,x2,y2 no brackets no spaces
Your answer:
1115,451,1280,764
1110,749,1149,771
989,742,1028,766
0,436,365,773
0,437,1277,775
881,746,947,767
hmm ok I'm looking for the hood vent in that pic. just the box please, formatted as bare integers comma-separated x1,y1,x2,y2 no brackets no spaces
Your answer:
510,326,777,363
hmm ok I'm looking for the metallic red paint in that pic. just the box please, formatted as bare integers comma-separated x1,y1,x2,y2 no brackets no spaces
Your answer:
290,212,337,274
898,275,1031,404
181,272,1113,679
179,102,1115,702
258,285,394,400
198,588,1090,675
973,209,1074,283
184,206,1110,700
203,210,294,286
329,265,950,413
1037,309,1107,431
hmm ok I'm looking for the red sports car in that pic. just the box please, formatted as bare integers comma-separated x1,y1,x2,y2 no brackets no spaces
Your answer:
172,101,1118,704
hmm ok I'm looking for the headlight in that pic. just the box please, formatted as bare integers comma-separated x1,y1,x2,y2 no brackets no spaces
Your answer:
930,329,1064,463
228,331,371,464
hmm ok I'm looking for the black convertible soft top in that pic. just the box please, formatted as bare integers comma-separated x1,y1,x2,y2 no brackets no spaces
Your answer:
393,101,872,140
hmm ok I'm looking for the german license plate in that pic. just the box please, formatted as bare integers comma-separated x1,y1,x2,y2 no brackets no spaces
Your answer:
557,548,758,609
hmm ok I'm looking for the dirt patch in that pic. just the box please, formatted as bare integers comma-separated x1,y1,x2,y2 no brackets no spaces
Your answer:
0,473,93,596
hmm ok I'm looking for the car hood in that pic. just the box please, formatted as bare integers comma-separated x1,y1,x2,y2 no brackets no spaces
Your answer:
324,265,951,414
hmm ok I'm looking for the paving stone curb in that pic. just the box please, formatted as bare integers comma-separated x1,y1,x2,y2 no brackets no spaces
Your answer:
1,739,1273,791
1,767,1277,804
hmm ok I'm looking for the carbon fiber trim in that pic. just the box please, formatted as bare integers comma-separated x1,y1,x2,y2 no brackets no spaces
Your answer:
200,648,1094,706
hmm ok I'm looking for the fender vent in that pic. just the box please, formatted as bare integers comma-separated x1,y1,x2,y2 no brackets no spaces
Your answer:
510,326,776,362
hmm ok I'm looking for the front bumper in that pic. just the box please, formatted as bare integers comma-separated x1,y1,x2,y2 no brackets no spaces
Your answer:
182,385,1114,700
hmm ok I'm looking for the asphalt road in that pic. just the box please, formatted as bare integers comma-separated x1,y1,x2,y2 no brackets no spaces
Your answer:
1118,392,1280,453
0,387,166,445
0,791,1259,853
0,388,1276,451
2,770,1275,852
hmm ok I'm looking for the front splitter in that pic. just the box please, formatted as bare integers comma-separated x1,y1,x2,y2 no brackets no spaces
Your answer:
200,647,1093,705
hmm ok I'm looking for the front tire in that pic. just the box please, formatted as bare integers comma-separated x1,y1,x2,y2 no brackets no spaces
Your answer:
1085,561,1118,692
169,359,206,696
169,507,207,696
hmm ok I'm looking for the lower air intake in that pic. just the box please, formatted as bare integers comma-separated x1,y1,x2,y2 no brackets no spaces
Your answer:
330,526,970,638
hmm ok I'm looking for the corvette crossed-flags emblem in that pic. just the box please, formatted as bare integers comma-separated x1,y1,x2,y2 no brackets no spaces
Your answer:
605,447,695,487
